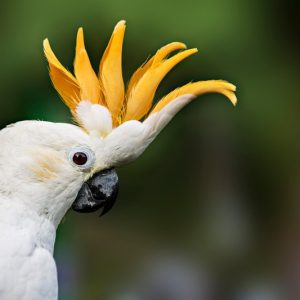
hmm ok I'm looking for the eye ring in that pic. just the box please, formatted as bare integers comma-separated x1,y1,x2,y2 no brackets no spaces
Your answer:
68,146,95,170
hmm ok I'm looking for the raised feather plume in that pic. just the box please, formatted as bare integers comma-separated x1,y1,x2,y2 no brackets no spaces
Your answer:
43,20,237,130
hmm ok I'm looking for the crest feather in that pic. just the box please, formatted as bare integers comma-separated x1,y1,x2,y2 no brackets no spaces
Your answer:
124,48,198,121
74,28,104,105
44,20,237,134
150,80,237,114
99,20,126,124
43,39,80,111
126,42,187,97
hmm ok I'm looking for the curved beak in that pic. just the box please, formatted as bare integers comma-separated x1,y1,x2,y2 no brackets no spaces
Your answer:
72,168,119,216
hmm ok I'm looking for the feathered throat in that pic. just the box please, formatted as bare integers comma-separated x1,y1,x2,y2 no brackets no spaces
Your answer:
43,20,237,129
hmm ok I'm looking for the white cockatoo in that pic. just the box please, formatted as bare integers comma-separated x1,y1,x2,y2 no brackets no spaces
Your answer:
0,20,236,299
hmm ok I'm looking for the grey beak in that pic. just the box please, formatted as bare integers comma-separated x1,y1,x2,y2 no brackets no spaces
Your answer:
72,168,119,216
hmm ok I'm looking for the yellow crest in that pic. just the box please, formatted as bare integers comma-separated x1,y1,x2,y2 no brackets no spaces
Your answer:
44,20,236,127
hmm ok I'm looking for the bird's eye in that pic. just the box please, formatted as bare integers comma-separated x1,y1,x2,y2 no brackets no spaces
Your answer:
73,152,88,165
68,146,95,170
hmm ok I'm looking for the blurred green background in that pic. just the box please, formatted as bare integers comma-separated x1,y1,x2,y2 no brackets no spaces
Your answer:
1,0,300,299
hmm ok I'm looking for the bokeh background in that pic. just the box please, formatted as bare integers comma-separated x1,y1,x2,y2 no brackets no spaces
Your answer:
1,0,300,299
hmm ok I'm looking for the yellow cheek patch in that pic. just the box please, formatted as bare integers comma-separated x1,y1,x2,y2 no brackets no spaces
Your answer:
29,148,64,182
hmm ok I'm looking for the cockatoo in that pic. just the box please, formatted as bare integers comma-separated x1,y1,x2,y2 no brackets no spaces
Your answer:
0,20,236,300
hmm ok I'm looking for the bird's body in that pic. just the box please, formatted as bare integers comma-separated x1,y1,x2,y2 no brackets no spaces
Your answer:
0,20,236,299
0,121,84,300
0,199,57,300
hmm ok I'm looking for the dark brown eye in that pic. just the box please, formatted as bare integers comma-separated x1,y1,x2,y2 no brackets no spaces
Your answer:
69,146,95,170
72,152,88,165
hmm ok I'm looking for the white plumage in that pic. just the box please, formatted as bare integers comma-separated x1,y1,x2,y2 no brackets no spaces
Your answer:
0,199,57,299
0,97,196,299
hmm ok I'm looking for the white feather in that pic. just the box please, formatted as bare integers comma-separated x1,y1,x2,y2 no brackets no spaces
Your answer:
76,101,113,137
0,199,57,300
0,94,193,299
103,94,194,166
0,121,90,299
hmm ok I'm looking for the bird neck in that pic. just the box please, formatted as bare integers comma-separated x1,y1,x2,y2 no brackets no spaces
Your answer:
0,196,56,255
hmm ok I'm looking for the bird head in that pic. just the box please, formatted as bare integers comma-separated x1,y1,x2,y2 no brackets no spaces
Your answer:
0,21,236,227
